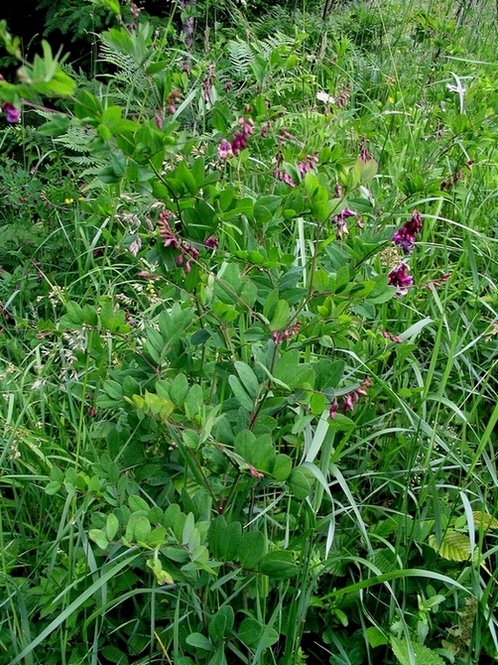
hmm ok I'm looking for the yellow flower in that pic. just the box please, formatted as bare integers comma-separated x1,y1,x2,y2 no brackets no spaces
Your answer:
64,198,74,204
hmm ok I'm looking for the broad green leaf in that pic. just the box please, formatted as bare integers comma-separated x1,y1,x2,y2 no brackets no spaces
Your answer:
238,617,278,649
209,606,234,644
270,300,290,331
228,375,254,411
259,551,299,579
428,530,476,562
366,626,388,648
271,454,292,481
391,636,445,665
234,361,260,399
287,466,314,499
89,529,109,550
105,514,119,541
134,515,151,542
186,633,213,651
239,530,266,568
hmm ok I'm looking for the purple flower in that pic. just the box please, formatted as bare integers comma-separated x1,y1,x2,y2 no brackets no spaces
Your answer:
333,207,357,240
388,262,414,296
231,131,248,155
204,236,219,249
2,103,20,123
218,138,233,160
329,400,339,419
392,210,423,253
274,168,296,187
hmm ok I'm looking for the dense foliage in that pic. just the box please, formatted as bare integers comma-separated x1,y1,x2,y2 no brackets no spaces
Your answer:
1,0,498,664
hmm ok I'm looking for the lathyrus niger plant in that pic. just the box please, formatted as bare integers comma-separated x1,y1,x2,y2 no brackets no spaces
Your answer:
1,0,498,664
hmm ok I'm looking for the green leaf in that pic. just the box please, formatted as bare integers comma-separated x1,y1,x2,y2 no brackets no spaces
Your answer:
228,375,254,411
238,617,278,650
100,646,128,664
259,551,299,579
234,361,260,399
66,301,84,325
105,513,119,541
271,454,292,481
89,529,109,550
37,114,71,137
391,636,445,665
239,530,266,568
270,300,290,331
186,633,213,652
128,495,150,512
209,606,234,644
134,515,151,542
170,373,189,405
366,626,388,648
90,0,121,14
208,646,227,665
287,466,314,499
428,530,476,562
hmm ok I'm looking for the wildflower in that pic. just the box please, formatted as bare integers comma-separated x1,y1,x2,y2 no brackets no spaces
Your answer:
332,207,357,240
204,236,219,249
2,102,20,123
391,210,423,253
316,90,336,104
261,123,270,138
388,262,414,296
272,322,301,344
219,116,253,159
382,330,403,344
329,377,372,420
129,237,142,257
359,137,373,163
298,154,319,176
274,168,296,187
64,197,74,204
218,138,233,160
249,465,264,479
329,400,339,419
231,131,248,155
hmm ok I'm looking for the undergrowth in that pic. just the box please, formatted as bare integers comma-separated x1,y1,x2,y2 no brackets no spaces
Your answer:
0,0,498,664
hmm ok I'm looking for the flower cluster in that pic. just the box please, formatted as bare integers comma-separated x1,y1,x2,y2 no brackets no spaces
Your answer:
218,116,254,159
157,210,198,274
387,262,413,296
329,377,372,419
392,209,423,254
332,207,357,239
274,167,296,187
272,322,301,344
274,154,318,188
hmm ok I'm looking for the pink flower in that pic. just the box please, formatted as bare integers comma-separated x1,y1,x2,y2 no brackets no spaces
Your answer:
249,466,264,479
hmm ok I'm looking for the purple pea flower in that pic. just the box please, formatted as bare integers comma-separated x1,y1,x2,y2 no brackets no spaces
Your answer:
388,262,414,296
392,210,423,253
2,103,20,123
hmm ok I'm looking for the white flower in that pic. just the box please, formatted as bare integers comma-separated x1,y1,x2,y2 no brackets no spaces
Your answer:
316,90,336,104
